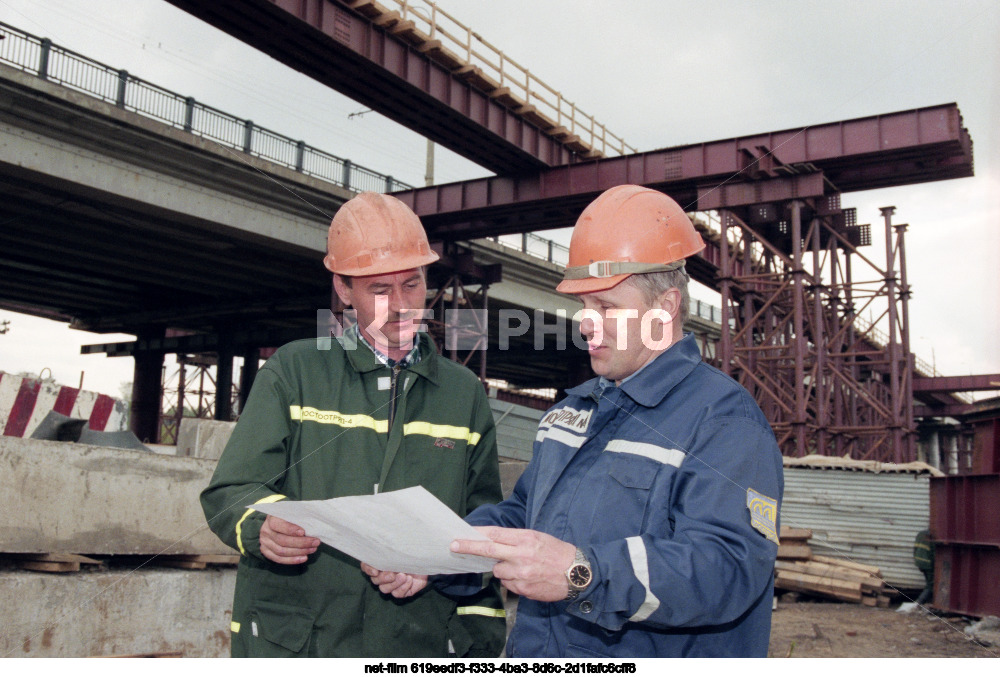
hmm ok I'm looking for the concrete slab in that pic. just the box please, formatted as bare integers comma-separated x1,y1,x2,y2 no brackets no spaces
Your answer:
147,443,180,456
176,418,236,460
0,437,231,555
0,567,235,657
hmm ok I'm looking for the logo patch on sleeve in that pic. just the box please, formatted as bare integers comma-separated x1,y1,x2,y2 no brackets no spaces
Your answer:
434,437,456,449
746,488,780,544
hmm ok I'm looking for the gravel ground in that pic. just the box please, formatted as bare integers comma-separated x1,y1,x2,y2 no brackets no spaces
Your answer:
768,597,998,658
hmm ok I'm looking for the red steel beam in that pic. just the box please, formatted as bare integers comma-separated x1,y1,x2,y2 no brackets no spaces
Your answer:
697,173,826,211
164,0,577,174
914,404,974,418
914,375,1000,393
395,104,971,238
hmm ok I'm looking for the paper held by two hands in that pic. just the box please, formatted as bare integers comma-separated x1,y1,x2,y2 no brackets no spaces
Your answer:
250,485,498,575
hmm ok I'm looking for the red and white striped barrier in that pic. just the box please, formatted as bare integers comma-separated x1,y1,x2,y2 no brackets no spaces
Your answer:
0,371,128,438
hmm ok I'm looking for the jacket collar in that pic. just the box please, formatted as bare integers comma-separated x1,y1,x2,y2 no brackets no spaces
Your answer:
565,333,701,408
342,331,441,386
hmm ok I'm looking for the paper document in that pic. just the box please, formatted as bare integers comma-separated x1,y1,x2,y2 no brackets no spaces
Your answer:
250,485,498,575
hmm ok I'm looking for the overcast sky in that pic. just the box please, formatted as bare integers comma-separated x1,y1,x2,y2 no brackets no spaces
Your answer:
1,0,998,398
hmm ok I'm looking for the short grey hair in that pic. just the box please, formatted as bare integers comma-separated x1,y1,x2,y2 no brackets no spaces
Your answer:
623,265,691,322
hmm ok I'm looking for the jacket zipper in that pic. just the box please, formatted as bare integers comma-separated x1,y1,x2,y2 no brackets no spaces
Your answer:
387,364,402,431
375,364,403,495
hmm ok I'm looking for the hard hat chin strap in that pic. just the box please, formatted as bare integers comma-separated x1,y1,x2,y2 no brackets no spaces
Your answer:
563,259,686,280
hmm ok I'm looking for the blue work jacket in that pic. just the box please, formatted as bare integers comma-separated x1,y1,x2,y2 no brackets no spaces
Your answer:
466,334,783,657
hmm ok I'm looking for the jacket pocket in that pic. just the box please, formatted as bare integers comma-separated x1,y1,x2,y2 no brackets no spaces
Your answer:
247,600,317,657
607,455,658,490
589,455,660,540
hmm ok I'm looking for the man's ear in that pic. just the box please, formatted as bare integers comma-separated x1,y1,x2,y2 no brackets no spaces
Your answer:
333,274,353,308
657,287,682,320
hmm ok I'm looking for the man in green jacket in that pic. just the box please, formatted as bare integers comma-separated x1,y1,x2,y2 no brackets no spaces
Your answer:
201,192,507,657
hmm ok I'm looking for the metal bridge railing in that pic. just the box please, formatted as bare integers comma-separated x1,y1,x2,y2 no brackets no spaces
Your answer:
492,232,570,266
0,20,412,194
385,0,636,158
691,299,723,325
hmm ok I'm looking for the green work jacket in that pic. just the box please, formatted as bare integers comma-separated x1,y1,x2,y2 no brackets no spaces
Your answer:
201,333,506,657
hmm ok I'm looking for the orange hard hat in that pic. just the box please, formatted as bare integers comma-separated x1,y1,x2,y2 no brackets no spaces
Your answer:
556,185,705,294
323,192,440,276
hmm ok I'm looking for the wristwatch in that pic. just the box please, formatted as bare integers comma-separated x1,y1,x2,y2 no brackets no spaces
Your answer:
564,548,593,600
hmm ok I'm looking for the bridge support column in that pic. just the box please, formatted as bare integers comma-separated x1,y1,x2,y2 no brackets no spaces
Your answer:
130,332,164,443
215,344,234,422
238,347,260,415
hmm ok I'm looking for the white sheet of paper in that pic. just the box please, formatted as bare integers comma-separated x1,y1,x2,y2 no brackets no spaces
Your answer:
250,485,497,575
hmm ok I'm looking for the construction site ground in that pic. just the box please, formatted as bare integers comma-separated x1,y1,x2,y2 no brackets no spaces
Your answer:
768,597,997,658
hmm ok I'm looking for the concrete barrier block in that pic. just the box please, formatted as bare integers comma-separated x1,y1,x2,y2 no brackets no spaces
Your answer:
0,568,235,657
0,436,232,555
176,418,236,460
0,371,128,438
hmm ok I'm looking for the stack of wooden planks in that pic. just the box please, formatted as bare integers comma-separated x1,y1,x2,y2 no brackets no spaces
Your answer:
10,552,103,572
5,552,239,572
774,527,892,606
777,527,813,561
156,554,240,569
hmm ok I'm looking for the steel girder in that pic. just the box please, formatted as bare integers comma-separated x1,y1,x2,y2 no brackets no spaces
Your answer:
396,104,971,240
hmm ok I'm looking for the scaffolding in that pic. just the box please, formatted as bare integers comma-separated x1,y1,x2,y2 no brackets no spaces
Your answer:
717,195,916,462
158,355,240,444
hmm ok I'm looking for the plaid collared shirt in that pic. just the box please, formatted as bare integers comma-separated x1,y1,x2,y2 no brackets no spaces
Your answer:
348,323,422,368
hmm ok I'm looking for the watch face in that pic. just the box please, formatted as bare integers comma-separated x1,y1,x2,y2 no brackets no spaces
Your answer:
569,564,592,589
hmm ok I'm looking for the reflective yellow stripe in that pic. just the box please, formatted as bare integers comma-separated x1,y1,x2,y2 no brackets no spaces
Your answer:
289,406,480,447
456,606,506,618
235,494,286,555
403,421,482,447
289,405,388,432
231,621,241,633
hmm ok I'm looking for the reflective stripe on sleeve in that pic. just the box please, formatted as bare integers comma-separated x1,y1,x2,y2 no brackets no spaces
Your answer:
605,439,685,467
626,536,661,622
230,621,240,633
403,421,481,447
289,405,388,432
235,494,287,555
456,606,506,618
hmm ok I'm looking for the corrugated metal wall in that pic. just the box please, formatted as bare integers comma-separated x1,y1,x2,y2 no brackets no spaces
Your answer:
489,397,545,462
781,468,929,589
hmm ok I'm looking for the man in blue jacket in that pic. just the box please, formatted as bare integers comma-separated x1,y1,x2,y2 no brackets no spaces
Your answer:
370,185,783,657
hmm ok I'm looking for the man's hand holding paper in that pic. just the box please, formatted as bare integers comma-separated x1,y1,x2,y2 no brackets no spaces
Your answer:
250,485,498,575
360,563,429,598
259,514,320,565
